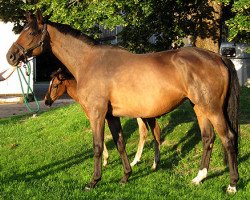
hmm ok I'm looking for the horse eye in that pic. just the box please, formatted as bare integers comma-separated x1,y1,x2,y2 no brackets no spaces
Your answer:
29,31,37,36
52,84,58,88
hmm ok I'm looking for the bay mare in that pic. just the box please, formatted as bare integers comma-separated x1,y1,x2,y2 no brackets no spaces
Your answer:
6,11,239,193
44,68,161,169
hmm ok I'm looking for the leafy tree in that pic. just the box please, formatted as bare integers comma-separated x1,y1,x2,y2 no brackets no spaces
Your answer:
225,0,250,44
0,0,26,33
0,0,249,53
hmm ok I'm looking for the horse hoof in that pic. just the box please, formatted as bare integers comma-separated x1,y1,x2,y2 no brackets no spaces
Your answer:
84,181,98,191
84,186,92,191
191,178,202,185
151,165,157,171
151,161,159,171
130,160,138,167
119,171,132,185
103,161,108,167
119,177,128,185
191,168,207,185
227,185,237,194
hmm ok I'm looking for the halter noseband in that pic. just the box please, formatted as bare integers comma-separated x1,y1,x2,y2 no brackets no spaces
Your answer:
14,24,48,62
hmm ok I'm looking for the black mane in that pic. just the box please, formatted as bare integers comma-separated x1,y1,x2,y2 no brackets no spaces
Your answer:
47,21,98,45
51,68,75,80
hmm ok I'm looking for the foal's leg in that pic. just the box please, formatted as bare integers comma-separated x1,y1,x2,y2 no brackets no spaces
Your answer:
130,118,148,167
208,111,239,194
192,106,215,185
106,115,132,184
147,118,161,170
103,143,109,167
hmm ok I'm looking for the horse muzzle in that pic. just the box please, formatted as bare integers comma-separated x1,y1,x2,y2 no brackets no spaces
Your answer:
6,47,22,66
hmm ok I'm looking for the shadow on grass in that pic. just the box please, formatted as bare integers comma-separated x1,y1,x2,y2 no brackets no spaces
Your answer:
203,152,250,191
3,150,93,183
156,101,201,170
161,101,196,140
160,122,200,170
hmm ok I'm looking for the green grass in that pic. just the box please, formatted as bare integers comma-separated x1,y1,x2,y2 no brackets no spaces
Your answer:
0,87,249,200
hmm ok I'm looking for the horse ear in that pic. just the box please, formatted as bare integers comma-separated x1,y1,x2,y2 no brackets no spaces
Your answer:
36,9,44,25
26,11,35,23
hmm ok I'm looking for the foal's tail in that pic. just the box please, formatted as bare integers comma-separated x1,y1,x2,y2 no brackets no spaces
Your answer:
222,57,240,163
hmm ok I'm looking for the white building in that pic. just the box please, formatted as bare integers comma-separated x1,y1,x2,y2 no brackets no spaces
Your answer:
0,21,35,101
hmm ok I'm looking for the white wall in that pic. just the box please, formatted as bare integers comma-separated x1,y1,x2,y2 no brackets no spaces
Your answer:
0,21,34,95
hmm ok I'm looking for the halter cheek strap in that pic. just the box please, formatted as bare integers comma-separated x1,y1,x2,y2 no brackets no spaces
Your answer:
14,24,48,62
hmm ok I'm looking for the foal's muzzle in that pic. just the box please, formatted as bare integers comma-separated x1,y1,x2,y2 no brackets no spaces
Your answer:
44,95,54,107
45,99,53,107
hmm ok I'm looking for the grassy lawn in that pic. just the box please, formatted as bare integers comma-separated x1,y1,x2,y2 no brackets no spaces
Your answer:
0,87,249,200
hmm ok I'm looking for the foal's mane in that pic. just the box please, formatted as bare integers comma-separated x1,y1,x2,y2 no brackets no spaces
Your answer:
51,68,75,80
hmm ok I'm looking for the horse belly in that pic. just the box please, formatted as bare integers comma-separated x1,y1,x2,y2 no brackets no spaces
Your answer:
110,89,184,118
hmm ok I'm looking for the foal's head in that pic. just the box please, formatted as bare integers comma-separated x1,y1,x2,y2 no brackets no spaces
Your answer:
44,68,69,106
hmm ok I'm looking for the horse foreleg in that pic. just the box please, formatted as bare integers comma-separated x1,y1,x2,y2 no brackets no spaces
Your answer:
106,115,132,184
192,106,215,185
130,118,148,167
84,106,107,190
147,118,161,170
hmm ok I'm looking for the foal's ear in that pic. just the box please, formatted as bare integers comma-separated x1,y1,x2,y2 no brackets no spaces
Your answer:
36,9,44,25
57,68,62,73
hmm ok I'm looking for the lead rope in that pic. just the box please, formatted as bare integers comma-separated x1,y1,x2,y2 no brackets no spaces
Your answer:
17,61,40,113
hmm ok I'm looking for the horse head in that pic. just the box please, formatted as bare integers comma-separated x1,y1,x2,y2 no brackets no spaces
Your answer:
6,10,49,66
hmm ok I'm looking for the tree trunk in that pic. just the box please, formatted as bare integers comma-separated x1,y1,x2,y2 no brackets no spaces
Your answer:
194,0,222,53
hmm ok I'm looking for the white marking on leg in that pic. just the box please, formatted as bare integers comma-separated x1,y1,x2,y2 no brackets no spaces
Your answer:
130,154,141,167
192,168,208,185
102,143,109,167
151,143,160,170
131,118,147,167
227,185,237,194
151,160,157,170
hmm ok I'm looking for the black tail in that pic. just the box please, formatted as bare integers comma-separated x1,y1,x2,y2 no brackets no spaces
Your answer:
222,57,240,164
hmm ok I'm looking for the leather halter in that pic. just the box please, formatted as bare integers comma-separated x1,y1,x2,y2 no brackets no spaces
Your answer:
14,24,48,62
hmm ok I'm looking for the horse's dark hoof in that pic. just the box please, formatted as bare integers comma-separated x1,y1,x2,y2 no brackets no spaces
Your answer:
119,171,132,185
119,178,128,186
84,181,98,191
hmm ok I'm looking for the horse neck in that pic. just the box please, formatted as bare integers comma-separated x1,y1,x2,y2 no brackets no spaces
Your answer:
47,24,94,79
65,79,78,102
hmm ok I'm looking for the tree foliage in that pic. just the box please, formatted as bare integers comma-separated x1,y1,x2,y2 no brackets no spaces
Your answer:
0,0,249,52
225,0,250,44
0,0,26,33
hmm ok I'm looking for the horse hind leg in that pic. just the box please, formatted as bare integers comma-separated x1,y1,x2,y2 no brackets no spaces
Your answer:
208,111,239,194
130,118,148,167
147,118,161,170
192,106,215,185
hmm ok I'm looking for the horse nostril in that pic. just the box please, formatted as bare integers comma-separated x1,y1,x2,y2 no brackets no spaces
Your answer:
9,53,15,61
6,50,19,66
